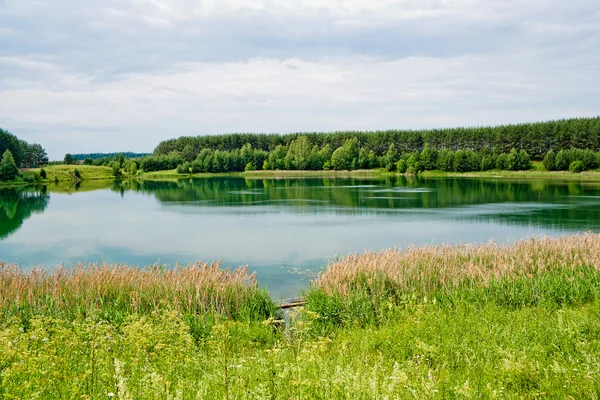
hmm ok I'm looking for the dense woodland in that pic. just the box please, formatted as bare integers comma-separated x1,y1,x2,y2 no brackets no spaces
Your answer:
155,117,600,158
139,116,600,174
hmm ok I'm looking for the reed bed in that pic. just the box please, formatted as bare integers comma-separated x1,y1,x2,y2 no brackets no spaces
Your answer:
315,233,600,295
307,234,600,325
0,261,275,323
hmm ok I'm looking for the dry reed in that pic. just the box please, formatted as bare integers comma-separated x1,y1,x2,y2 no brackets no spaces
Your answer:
0,262,269,319
315,233,600,297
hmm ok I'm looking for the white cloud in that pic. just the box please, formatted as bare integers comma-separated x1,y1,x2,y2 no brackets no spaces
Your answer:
0,0,598,158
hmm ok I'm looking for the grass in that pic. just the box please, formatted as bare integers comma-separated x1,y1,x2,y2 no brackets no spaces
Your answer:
30,165,114,182
1,234,600,398
421,161,600,181
0,262,275,329
138,169,390,179
312,233,600,299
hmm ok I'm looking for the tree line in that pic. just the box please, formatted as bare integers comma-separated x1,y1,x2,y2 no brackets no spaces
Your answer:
0,129,48,168
0,128,48,182
154,116,600,160
138,134,600,175
71,152,151,161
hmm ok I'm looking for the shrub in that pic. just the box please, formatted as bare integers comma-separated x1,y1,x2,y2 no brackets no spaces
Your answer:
39,168,47,179
73,168,82,179
245,162,256,171
569,161,585,173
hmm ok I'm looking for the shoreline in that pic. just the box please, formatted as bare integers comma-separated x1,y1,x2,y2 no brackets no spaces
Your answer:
4,165,600,189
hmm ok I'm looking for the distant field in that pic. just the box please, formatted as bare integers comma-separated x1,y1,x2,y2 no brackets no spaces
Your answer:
31,165,114,182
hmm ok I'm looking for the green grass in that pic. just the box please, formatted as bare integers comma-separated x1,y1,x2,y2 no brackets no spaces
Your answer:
1,283,599,398
420,162,600,180
29,165,115,182
2,236,600,398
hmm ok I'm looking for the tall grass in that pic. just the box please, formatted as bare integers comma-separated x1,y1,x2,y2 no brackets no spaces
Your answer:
0,262,276,332
2,236,600,398
307,233,600,325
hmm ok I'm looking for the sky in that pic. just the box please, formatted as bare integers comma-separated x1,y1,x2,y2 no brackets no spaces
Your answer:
0,0,599,160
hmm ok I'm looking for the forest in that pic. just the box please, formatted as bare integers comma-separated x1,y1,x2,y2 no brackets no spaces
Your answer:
140,116,600,174
154,116,600,158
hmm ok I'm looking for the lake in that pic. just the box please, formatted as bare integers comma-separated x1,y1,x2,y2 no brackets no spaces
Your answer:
2,176,600,298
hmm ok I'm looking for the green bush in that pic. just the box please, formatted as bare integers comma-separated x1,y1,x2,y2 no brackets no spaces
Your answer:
177,162,192,174
569,161,585,173
40,168,47,179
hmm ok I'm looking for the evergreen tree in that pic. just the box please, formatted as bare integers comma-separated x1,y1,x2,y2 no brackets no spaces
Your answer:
543,150,556,171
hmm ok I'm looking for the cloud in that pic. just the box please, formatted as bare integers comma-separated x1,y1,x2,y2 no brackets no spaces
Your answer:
0,0,599,158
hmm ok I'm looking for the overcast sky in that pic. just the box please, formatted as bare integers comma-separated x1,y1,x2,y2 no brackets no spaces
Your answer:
1,0,599,159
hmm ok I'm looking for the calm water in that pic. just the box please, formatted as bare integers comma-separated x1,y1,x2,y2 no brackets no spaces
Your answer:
2,176,600,298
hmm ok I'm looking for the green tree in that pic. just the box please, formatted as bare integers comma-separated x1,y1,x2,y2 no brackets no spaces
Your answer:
182,145,196,162
384,143,399,171
0,150,19,181
331,138,359,170
543,150,556,171
397,159,407,173
285,136,312,170
555,150,570,171
420,146,438,171
481,156,495,171
64,154,75,165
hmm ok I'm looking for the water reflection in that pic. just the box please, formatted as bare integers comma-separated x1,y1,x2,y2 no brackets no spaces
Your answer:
0,186,50,240
108,177,600,229
1,176,600,298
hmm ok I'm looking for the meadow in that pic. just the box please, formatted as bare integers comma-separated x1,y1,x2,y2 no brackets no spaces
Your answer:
1,234,600,398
